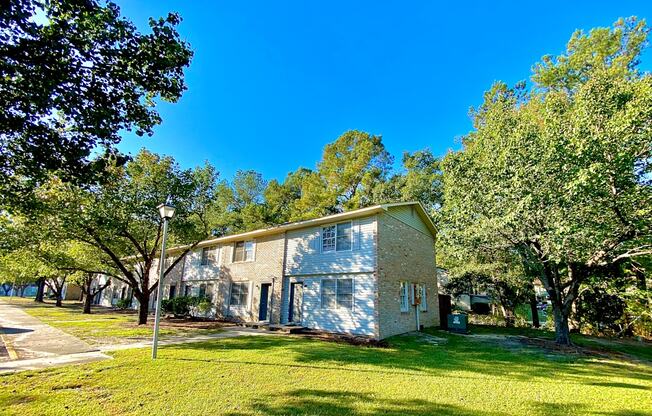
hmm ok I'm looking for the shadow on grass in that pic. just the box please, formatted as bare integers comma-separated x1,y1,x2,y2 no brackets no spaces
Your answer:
225,389,508,416
167,333,652,388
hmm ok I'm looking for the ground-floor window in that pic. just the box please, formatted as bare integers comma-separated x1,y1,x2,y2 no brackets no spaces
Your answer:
400,281,409,312
199,283,214,301
419,284,428,312
230,282,249,307
169,285,176,299
321,278,353,309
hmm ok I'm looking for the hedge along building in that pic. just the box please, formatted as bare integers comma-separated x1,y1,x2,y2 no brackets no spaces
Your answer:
97,202,439,339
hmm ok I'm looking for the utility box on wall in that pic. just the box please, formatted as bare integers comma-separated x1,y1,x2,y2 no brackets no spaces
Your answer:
447,313,468,334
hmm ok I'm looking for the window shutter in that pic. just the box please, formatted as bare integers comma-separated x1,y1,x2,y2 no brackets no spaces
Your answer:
352,220,362,250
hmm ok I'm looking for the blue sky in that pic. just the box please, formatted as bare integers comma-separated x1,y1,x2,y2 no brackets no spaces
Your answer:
116,1,652,181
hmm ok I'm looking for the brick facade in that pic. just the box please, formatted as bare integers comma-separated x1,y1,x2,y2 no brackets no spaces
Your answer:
217,233,285,324
376,212,439,339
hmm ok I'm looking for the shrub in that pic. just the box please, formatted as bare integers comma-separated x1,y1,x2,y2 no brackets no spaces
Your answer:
116,298,131,310
161,296,212,317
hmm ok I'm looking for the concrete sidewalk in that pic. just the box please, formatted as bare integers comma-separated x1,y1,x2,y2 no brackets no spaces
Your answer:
0,300,111,374
0,300,272,374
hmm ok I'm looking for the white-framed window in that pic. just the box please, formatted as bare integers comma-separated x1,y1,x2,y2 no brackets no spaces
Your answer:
419,284,428,312
229,282,249,306
201,247,210,265
321,221,353,252
233,240,255,262
399,281,409,312
201,246,218,266
321,278,354,309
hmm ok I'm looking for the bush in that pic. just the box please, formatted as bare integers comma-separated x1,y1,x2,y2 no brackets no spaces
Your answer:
116,298,131,310
162,296,212,317
162,296,193,317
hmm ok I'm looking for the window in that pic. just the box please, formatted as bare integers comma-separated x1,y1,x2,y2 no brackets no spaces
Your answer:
321,278,353,309
230,282,249,306
199,283,206,298
419,284,428,312
169,285,176,299
206,283,214,301
400,281,409,312
184,284,192,297
201,247,209,265
233,240,255,262
321,221,353,252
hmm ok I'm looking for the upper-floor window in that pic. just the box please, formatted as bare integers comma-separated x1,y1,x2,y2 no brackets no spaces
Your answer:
233,240,255,262
321,278,353,309
321,221,352,252
201,246,218,266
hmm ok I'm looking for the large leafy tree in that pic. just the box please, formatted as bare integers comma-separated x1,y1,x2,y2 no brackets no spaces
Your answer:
0,0,192,207
39,150,220,324
441,18,652,344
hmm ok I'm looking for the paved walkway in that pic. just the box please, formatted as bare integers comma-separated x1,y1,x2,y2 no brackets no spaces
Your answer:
0,300,271,374
0,301,111,373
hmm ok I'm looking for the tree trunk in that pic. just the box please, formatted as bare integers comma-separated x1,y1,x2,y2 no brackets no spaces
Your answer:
55,296,62,307
137,291,150,325
530,296,540,328
83,292,92,314
34,278,45,302
552,305,571,345
500,304,514,327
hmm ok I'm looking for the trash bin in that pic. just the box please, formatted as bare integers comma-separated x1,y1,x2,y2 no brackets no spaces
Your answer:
447,313,468,334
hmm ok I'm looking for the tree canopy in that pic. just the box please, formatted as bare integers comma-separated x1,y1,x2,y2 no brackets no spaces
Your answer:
0,0,193,207
440,17,652,344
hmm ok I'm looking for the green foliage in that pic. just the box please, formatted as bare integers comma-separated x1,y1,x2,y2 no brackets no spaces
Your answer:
116,298,131,310
0,0,193,206
440,17,652,344
161,296,208,317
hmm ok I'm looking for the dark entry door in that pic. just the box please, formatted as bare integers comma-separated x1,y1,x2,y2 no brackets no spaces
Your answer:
288,282,303,324
258,283,271,321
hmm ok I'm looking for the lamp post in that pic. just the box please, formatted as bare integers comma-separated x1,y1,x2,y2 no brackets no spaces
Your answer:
152,201,176,359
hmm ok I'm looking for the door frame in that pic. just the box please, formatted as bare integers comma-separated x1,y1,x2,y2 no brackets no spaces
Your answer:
288,281,304,324
258,283,272,322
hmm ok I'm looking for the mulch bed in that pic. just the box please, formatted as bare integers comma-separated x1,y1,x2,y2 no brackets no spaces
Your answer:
290,328,389,348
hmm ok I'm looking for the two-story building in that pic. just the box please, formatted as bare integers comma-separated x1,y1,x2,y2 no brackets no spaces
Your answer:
98,202,439,339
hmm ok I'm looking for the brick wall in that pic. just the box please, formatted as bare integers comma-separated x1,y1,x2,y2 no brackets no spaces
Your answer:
218,232,285,323
376,212,439,339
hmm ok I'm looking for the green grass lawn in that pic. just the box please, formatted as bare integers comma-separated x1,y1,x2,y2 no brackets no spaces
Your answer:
1,297,224,346
1,329,651,415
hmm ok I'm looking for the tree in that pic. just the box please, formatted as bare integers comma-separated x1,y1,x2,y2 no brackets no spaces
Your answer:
374,149,443,216
441,18,652,344
317,130,393,211
38,150,220,324
0,0,193,207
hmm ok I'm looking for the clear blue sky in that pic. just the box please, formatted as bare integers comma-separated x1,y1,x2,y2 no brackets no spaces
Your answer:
116,1,652,181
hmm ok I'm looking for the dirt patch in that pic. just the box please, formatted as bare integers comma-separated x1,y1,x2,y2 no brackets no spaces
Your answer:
290,328,389,348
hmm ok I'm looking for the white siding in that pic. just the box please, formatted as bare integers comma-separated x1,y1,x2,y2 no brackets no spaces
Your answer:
386,205,432,237
284,215,377,276
182,246,221,282
297,273,376,336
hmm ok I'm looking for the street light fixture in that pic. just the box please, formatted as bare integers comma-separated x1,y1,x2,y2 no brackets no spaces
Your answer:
152,201,176,359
